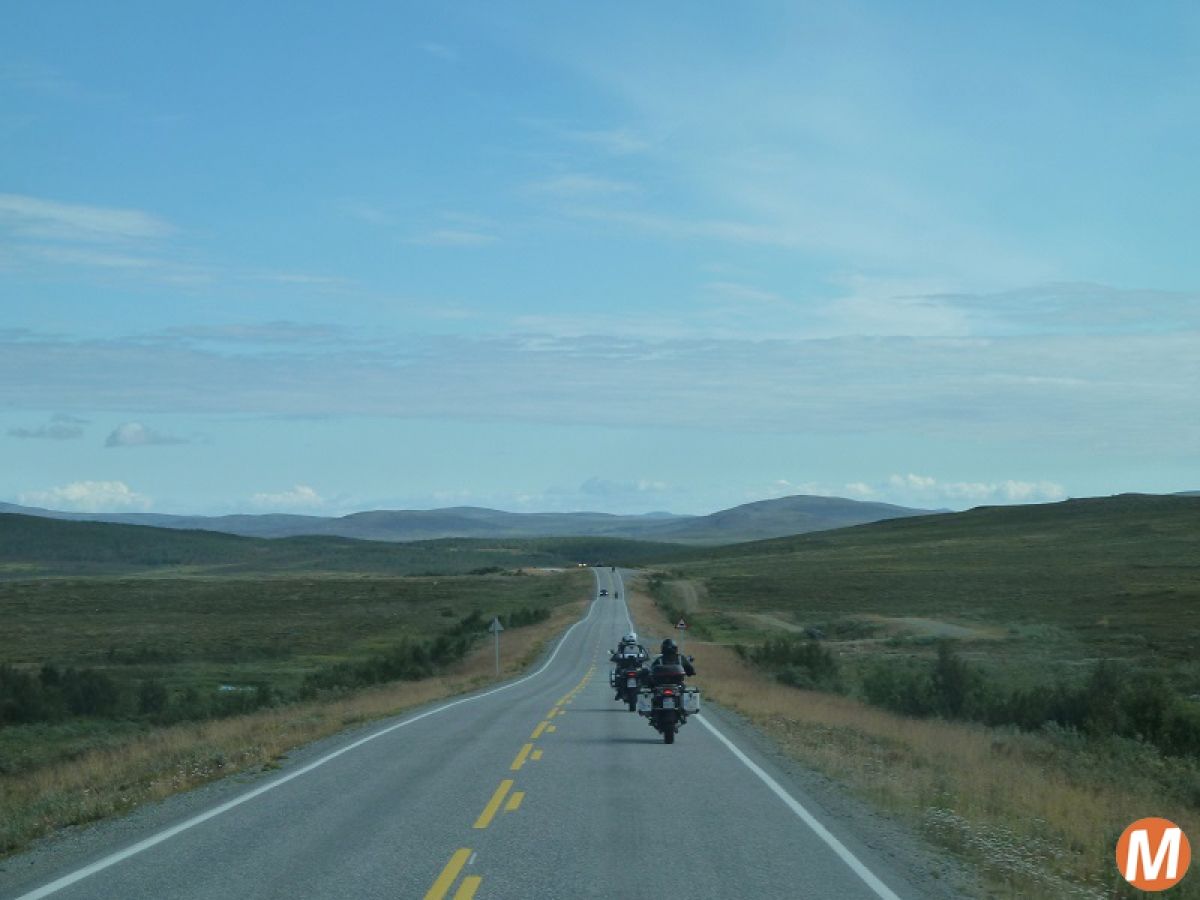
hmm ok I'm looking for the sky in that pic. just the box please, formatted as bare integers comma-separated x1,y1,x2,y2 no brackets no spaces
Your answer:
2,1,1198,517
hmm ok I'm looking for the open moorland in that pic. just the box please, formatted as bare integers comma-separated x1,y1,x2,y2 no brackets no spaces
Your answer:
0,524,593,855
637,493,1200,897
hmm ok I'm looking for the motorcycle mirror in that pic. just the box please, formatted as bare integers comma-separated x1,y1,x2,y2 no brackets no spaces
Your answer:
688,655,695,662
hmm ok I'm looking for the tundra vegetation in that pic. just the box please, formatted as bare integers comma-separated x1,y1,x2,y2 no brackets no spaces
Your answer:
641,494,1200,899
0,552,591,857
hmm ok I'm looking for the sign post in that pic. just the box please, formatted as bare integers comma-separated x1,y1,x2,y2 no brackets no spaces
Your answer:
675,618,687,652
488,616,504,678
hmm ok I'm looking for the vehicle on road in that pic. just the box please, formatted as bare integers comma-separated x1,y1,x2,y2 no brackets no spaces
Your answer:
612,662,643,711
637,656,700,743
599,588,608,596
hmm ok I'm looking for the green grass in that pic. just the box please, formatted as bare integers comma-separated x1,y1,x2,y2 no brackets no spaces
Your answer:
644,494,1200,681
0,570,589,774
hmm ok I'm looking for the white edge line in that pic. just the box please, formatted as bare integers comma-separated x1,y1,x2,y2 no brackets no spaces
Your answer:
695,717,903,900
624,591,902,900
16,592,602,900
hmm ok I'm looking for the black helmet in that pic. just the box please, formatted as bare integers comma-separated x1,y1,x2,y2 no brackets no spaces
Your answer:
661,638,677,655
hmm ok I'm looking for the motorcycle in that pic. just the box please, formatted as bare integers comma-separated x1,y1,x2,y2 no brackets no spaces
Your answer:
637,679,700,744
611,663,643,711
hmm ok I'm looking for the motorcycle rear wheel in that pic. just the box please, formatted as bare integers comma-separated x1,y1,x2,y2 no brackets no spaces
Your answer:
664,725,675,744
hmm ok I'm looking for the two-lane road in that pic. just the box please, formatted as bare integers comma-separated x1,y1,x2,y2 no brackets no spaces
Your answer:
3,569,922,899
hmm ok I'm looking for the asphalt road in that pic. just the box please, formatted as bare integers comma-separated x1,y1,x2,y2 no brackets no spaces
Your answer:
3,569,928,899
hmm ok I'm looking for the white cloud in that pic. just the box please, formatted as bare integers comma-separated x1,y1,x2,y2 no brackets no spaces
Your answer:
250,484,325,510
887,473,1066,506
19,480,151,512
105,422,187,447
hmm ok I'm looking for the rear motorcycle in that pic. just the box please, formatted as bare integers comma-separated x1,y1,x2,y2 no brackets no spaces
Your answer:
637,682,701,744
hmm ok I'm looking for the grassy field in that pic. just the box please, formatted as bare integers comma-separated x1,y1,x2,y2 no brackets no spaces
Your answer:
633,494,1200,897
646,494,1200,677
0,566,591,855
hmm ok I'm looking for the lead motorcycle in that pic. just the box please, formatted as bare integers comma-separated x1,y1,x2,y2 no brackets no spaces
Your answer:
611,662,643,711
636,660,700,744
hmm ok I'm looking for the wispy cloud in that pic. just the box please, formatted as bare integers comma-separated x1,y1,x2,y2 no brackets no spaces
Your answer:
420,42,459,63
19,480,151,512
1,313,1194,462
0,193,173,243
162,322,347,345
526,174,639,198
105,422,188,447
7,413,86,440
405,228,498,247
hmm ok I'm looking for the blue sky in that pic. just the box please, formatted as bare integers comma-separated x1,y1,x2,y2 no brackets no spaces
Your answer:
2,2,1197,516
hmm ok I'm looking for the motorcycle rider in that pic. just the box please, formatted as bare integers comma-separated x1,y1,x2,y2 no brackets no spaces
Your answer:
643,638,695,687
610,632,649,700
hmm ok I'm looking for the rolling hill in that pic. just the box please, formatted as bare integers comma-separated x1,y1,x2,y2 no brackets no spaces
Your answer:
0,513,684,577
0,493,934,545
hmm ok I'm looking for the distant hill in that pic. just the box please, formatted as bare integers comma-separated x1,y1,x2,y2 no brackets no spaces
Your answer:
0,494,935,545
0,513,685,577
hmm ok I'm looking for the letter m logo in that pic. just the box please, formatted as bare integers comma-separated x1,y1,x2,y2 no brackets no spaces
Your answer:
1126,827,1182,882
1116,818,1191,891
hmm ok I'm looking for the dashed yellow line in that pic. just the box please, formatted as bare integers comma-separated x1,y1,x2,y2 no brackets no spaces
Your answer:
510,743,533,771
531,749,543,761
531,721,550,739
547,724,556,733
473,780,513,829
504,791,525,812
424,848,472,900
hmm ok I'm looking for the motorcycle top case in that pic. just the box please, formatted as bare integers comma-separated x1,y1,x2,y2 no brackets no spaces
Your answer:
649,663,687,686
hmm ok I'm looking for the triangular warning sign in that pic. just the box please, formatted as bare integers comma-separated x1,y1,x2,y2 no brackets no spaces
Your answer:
676,618,688,629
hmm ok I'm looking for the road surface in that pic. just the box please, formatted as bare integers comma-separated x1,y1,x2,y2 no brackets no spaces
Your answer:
2,569,930,899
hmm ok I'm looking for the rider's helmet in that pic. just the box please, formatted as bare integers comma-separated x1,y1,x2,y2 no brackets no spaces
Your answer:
661,638,678,656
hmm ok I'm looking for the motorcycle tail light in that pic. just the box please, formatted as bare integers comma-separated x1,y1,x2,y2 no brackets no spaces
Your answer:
663,689,674,696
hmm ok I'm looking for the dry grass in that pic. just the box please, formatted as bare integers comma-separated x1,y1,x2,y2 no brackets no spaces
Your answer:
0,597,586,857
628,585,1200,899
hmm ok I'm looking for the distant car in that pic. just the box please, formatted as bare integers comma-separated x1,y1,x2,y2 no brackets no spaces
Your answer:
599,589,609,596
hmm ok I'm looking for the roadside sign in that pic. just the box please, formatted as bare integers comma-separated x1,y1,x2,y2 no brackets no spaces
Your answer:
489,617,503,678
676,619,687,630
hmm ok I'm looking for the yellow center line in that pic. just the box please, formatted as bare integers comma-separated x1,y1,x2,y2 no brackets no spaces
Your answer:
453,876,482,900
510,743,533,771
531,749,543,761
504,791,525,812
547,724,556,733
473,780,514,829
530,721,549,739
424,848,472,900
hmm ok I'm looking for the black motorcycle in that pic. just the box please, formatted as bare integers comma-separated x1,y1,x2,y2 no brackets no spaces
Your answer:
637,665,700,744
613,664,642,711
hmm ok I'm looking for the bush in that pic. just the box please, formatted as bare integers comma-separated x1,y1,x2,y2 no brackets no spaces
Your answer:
855,647,1200,759
744,636,841,691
